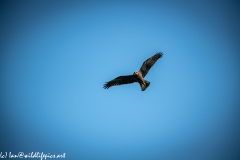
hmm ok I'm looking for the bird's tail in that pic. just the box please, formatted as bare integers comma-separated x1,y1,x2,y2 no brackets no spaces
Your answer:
140,80,150,91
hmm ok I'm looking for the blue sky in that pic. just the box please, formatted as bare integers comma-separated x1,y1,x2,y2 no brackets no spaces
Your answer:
0,0,240,159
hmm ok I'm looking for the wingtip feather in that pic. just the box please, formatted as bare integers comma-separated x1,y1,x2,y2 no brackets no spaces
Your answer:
103,83,109,89
156,52,163,58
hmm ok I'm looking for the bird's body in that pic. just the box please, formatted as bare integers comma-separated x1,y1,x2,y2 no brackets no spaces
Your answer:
103,52,163,91
133,71,150,91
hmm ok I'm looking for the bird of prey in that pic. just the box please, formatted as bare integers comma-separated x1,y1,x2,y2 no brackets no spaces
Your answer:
103,52,163,91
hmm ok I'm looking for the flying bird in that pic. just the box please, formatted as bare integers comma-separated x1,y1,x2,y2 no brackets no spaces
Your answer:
103,52,163,91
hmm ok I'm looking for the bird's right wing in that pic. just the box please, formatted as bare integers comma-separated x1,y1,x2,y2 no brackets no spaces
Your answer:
139,52,163,78
103,75,137,89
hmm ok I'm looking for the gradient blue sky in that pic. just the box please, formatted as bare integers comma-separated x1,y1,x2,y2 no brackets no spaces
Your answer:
0,0,240,160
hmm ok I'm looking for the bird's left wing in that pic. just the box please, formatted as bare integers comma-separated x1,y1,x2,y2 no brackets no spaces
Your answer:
103,75,137,89
139,52,163,78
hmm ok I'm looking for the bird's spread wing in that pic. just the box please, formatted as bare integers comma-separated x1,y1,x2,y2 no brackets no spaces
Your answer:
103,75,137,89
139,52,163,78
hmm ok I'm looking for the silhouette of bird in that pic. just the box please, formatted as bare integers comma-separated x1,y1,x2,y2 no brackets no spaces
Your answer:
103,52,163,91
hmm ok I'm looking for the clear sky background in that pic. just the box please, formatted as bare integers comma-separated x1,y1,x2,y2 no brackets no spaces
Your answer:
0,0,240,159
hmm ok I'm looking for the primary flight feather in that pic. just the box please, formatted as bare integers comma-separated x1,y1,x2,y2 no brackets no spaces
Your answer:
103,52,163,91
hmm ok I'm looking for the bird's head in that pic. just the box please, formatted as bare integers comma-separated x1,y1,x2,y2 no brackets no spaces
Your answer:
133,71,138,75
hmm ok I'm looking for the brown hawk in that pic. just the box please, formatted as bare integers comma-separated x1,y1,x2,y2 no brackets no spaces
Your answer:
103,52,163,91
